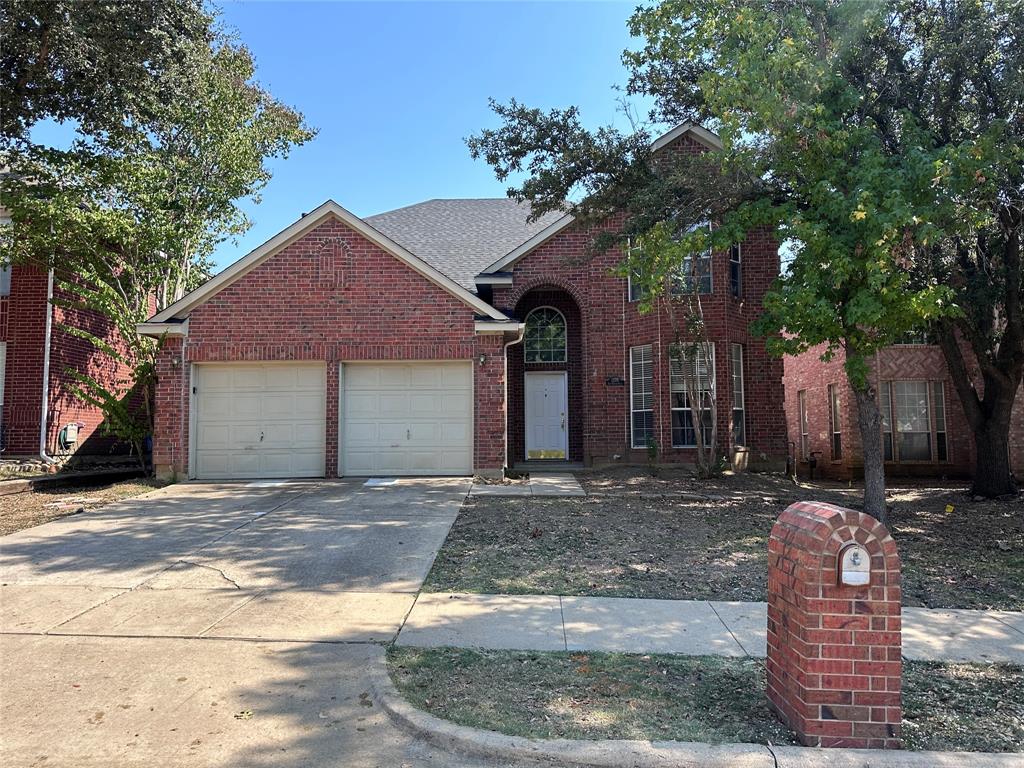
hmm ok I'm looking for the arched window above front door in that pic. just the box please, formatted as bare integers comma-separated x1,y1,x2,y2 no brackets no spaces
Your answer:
524,307,567,363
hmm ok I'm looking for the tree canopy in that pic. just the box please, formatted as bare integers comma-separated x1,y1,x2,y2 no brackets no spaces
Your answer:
469,0,1022,511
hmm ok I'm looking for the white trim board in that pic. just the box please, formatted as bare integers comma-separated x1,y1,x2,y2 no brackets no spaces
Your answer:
146,200,509,326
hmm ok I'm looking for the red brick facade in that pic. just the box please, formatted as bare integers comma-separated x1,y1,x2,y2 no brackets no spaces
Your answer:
767,501,902,749
1,264,134,460
490,143,788,469
147,131,788,478
151,217,504,477
783,342,1024,481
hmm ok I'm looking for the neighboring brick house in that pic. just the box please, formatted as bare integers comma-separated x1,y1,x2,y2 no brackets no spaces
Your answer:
783,340,1024,481
0,258,137,462
140,123,789,480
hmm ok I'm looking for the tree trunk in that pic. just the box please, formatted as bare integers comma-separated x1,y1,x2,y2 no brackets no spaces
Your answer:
937,327,1022,498
972,413,1017,497
851,383,887,524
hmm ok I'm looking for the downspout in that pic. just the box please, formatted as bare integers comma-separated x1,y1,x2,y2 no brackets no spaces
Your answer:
39,268,56,464
503,324,527,473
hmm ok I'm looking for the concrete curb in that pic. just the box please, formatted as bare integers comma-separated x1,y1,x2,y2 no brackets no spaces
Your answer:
369,660,1019,768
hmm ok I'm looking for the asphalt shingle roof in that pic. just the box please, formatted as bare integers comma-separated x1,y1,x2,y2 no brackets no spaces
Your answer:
365,198,563,291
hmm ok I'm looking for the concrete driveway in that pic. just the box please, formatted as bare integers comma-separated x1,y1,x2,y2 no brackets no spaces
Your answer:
0,478,508,767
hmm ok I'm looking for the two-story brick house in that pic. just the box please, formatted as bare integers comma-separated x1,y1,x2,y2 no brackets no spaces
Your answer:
1,208,137,463
139,123,789,479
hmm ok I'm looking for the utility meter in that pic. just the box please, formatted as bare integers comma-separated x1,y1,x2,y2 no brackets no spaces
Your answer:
838,543,871,586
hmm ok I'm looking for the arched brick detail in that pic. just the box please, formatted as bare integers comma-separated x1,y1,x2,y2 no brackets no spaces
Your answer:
506,275,587,312
508,287,586,463
767,501,902,749
314,237,354,290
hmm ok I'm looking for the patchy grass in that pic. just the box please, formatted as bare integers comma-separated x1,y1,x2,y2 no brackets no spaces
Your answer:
388,647,798,745
903,661,1024,752
424,470,1024,610
388,648,1024,753
0,479,167,536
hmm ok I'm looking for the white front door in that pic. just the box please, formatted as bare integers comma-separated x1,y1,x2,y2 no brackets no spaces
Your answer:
525,372,567,459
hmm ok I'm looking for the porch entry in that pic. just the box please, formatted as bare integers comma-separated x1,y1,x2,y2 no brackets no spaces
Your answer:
525,372,568,459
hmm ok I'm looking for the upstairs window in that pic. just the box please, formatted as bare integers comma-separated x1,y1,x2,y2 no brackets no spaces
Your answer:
0,265,10,297
524,307,567,363
729,244,742,299
626,238,646,302
670,221,713,295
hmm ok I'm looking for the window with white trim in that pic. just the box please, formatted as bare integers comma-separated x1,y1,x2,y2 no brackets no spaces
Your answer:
828,384,842,460
669,343,715,447
629,345,654,448
0,265,10,297
524,307,567,363
797,390,809,459
879,380,948,463
670,221,712,295
729,244,742,299
730,343,745,446
626,238,646,302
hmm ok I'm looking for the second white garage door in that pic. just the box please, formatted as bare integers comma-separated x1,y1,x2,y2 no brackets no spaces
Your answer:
341,362,473,476
193,363,326,479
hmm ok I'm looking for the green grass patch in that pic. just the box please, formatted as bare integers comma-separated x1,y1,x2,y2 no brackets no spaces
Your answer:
388,647,798,745
388,647,1024,752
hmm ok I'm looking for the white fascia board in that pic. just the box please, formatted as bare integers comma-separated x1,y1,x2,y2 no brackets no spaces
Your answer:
650,122,723,153
149,200,509,323
474,273,514,286
137,320,189,338
477,125,723,276
475,320,525,334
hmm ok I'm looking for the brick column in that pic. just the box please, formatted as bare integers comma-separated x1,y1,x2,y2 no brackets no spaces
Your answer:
767,501,902,749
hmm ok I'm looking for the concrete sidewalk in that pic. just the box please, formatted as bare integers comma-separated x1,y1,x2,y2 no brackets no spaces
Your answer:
397,592,1024,663
469,473,585,497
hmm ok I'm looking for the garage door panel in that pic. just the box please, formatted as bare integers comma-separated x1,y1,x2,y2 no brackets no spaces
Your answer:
379,392,411,415
194,364,326,479
341,362,472,476
378,366,411,389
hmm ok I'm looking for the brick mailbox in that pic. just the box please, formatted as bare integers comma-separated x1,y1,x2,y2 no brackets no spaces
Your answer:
767,501,902,749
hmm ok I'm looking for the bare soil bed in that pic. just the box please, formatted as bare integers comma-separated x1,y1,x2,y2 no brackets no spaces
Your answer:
0,479,167,536
425,470,1024,610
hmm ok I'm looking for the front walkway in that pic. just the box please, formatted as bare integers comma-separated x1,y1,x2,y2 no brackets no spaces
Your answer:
397,592,1024,664
469,473,585,497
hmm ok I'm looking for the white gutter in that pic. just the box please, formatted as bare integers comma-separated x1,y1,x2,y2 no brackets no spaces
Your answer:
502,325,527,472
39,268,56,464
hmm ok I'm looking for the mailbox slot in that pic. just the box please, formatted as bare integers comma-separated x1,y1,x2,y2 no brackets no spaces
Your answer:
838,543,870,586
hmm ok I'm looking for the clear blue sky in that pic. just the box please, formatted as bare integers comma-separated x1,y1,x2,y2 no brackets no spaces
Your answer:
210,0,649,271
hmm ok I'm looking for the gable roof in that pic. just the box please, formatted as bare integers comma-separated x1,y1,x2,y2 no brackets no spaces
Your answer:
365,199,563,291
145,199,509,327
478,122,722,276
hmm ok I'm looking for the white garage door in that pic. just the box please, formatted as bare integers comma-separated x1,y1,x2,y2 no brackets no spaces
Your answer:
193,363,326,479
341,362,473,476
